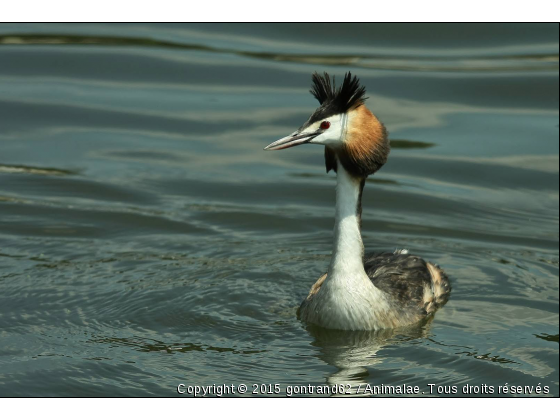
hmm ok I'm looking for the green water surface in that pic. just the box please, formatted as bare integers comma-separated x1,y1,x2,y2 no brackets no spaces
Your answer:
0,23,558,397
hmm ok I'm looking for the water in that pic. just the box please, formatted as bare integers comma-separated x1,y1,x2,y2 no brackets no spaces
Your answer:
0,23,558,397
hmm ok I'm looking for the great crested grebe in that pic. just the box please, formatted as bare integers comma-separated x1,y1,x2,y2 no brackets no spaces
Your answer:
265,72,450,331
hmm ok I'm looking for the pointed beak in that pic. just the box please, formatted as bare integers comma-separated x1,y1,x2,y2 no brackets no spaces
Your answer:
264,130,319,151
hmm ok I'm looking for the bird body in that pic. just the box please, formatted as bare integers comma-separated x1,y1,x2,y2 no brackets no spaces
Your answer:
265,72,450,331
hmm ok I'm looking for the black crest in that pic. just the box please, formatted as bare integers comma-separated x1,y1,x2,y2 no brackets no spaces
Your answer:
310,72,367,114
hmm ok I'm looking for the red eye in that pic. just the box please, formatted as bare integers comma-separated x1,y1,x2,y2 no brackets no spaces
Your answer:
320,121,331,130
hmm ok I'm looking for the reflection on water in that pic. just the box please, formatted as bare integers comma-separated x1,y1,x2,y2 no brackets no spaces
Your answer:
87,336,267,355
1,33,557,73
389,140,435,149
0,23,558,397
307,321,432,393
0,163,77,176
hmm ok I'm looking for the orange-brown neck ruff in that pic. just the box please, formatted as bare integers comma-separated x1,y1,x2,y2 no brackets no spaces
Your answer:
338,106,390,179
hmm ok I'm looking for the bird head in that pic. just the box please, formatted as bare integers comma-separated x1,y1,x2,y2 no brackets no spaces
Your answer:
265,72,389,178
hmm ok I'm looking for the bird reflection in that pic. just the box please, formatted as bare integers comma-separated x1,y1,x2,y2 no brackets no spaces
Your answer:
305,318,433,396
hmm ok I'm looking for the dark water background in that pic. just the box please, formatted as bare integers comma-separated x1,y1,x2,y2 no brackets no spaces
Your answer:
0,23,558,397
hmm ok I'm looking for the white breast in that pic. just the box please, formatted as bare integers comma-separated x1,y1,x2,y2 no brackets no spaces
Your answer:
300,272,394,330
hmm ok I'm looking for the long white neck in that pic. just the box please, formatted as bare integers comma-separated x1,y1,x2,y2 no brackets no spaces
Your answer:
328,161,366,277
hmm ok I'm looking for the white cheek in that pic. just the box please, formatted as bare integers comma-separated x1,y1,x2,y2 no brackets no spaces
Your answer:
310,123,344,146
313,133,340,146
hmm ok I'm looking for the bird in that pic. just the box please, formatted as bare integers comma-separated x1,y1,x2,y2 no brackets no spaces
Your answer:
264,72,450,331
